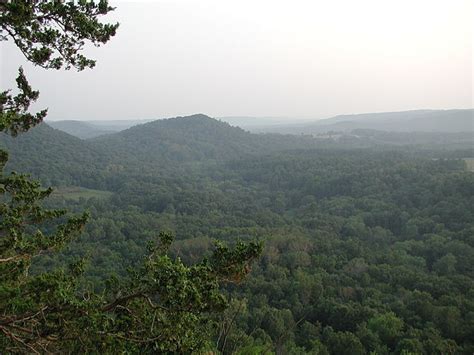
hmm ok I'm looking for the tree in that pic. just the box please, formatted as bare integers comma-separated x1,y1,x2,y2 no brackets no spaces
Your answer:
1,0,118,135
367,312,404,349
0,2,262,352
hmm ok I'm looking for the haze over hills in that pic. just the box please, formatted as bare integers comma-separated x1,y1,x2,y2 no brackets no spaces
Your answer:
47,110,473,141
48,119,153,139
247,109,474,134
217,116,310,128
2,0,473,352
1,115,318,184
2,113,472,189
88,114,321,163
48,120,115,139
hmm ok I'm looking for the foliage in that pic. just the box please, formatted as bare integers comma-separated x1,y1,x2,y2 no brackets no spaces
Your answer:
0,67,47,136
0,0,118,135
0,0,118,70
8,131,472,354
0,1,263,353
0,222,261,353
2,1,473,354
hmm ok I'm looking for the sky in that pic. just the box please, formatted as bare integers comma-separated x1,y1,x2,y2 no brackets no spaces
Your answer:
1,0,473,121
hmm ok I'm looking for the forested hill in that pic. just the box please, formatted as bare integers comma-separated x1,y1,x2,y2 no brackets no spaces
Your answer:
89,114,261,162
87,113,473,164
0,124,108,187
1,114,472,188
0,115,320,186
1,114,474,353
89,114,321,163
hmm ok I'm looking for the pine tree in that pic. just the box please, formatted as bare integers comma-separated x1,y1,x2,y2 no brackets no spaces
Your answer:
0,2,262,352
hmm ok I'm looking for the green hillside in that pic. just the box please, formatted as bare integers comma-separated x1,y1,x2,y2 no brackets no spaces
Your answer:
1,113,472,353
89,114,325,164
0,124,108,187
2,114,472,190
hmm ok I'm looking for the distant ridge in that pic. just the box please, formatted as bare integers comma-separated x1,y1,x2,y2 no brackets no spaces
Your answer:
48,119,154,139
48,120,114,139
250,109,474,134
1,112,472,186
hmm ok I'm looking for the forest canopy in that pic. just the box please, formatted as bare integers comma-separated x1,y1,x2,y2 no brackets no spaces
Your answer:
1,1,473,354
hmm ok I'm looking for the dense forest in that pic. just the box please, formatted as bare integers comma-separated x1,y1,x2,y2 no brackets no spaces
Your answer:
2,115,473,354
1,1,473,353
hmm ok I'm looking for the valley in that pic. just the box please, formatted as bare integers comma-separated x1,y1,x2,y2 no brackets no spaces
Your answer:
2,114,473,353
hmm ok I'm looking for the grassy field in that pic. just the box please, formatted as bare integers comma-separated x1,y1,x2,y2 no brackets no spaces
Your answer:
51,186,113,201
464,158,474,172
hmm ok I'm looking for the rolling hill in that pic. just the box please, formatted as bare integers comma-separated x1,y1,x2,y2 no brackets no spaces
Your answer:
89,114,321,163
252,109,474,134
1,113,472,189
48,119,153,139
0,115,321,187
0,124,108,187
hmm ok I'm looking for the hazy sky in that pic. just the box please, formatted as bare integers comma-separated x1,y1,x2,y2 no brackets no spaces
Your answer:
1,0,472,121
